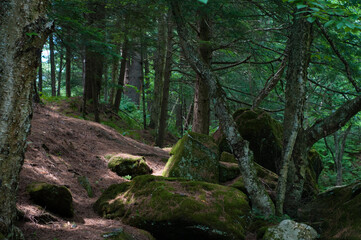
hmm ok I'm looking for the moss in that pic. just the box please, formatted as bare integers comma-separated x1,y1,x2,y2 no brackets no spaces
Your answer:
26,182,74,218
163,132,219,183
219,162,240,183
102,228,155,240
0,233,5,240
94,175,250,240
220,152,237,163
108,156,152,178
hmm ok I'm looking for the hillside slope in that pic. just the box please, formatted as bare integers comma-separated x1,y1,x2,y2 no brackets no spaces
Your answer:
16,104,170,240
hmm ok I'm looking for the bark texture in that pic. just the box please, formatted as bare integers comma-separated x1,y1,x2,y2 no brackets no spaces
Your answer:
125,52,142,105
49,33,56,96
65,45,71,97
0,0,50,238
171,0,275,217
276,12,313,215
113,38,129,111
192,13,212,135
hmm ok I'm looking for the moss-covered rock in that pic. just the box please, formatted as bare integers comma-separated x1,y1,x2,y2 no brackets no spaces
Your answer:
108,154,152,178
163,132,219,183
220,151,238,164
214,108,323,199
26,182,74,218
219,162,240,183
229,163,278,202
298,181,361,239
94,175,250,240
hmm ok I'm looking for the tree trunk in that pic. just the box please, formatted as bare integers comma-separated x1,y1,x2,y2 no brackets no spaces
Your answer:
275,11,313,216
192,13,212,135
171,0,275,216
49,33,56,96
333,125,351,186
109,44,121,105
113,38,129,111
66,45,71,97
103,63,109,103
149,14,167,129
125,52,142,105
57,52,64,96
141,44,147,130
156,13,173,147
0,1,50,238
38,49,43,93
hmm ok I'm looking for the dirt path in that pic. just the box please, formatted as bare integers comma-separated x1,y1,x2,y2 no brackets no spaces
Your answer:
16,104,170,240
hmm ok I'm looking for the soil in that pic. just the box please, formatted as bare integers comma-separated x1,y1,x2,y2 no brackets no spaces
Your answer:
16,104,172,240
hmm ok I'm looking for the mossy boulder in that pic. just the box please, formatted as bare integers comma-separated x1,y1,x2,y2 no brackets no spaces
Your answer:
94,175,250,240
229,163,278,202
102,227,155,240
108,154,152,178
298,181,361,239
163,132,219,183
220,151,238,164
219,162,240,183
26,182,74,218
214,108,323,199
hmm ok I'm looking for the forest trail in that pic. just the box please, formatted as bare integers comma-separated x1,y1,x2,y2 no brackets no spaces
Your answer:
16,104,171,240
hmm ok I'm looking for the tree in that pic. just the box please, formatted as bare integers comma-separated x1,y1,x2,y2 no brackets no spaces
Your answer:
171,0,275,217
0,0,50,238
49,33,57,96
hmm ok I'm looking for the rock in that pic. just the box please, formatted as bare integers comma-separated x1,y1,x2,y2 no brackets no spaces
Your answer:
102,227,155,240
229,163,278,201
214,108,323,198
220,151,238,164
94,175,250,240
108,154,152,178
163,132,219,183
263,220,318,240
26,182,74,218
298,181,361,239
219,162,240,183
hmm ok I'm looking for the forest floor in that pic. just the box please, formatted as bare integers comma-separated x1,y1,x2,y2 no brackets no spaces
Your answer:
16,102,175,240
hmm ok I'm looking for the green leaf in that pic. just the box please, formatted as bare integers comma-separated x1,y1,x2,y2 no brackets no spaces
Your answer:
26,32,39,37
307,17,316,23
324,20,335,28
197,0,208,4
296,4,308,9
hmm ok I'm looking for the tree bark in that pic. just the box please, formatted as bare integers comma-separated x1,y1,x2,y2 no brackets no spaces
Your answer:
149,14,167,129
125,52,142,105
192,13,212,135
113,38,129,111
49,33,56,96
171,0,275,216
109,44,121,105
57,52,64,96
38,49,43,93
0,0,50,238
65,45,71,97
156,13,173,147
103,63,109,103
275,12,313,216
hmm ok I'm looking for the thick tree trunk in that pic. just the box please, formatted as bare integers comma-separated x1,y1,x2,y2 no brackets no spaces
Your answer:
57,52,64,96
149,14,167,129
171,0,275,216
38,49,43,93
192,14,212,135
103,63,109,103
275,12,313,216
49,33,56,96
0,0,50,238
156,14,173,147
66,45,71,97
125,52,142,105
113,38,129,111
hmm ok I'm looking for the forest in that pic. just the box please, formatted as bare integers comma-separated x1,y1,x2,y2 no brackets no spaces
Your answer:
1,0,361,239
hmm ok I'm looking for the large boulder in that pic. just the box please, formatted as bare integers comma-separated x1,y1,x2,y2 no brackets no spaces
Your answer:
214,108,323,198
26,182,74,218
94,175,250,240
163,132,219,183
108,154,152,178
263,220,318,240
298,181,361,239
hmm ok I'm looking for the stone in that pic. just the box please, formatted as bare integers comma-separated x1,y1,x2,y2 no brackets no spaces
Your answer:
26,182,74,218
108,154,152,178
219,161,240,183
163,132,219,183
94,175,250,240
263,220,318,240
